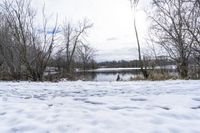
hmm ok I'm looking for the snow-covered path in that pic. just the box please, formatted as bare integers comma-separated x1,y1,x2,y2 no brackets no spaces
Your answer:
0,80,200,133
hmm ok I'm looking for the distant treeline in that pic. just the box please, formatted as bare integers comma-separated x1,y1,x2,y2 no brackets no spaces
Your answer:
97,58,175,68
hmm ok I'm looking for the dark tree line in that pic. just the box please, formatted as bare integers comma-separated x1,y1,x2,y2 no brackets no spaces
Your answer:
98,58,175,68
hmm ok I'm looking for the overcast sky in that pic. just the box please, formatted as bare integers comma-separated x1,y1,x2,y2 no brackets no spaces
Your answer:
33,0,150,62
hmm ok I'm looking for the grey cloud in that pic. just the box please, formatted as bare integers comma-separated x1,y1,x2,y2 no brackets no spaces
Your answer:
96,47,138,62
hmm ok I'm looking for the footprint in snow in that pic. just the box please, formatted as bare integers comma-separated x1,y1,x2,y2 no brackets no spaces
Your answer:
109,106,139,110
192,98,200,101
48,104,53,107
84,100,105,105
33,95,46,101
152,106,170,110
73,98,87,101
191,106,200,110
0,112,6,116
130,98,147,101
157,106,170,110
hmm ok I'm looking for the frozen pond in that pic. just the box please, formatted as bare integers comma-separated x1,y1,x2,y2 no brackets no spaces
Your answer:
77,67,176,81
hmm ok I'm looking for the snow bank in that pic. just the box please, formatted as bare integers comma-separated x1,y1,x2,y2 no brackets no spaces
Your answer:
0,80,200,133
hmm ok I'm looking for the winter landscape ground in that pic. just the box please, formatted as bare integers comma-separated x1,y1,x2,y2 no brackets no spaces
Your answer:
0,80,200,133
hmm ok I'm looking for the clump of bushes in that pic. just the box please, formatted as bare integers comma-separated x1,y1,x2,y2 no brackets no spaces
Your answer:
130,72,177,81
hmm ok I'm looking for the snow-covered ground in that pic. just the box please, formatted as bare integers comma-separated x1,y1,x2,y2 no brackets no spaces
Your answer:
0,80,200,133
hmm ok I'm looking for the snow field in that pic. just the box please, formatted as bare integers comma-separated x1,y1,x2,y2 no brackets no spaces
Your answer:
0,80,200,133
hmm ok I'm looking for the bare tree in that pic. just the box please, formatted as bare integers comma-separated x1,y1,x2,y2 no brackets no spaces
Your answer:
129,0,149,79
185,0,200,78
184,1,200,67
62,19,93,76
0,0,58,81
0,12,22,80
55,49,65,73
150,0,194,79
77,44,95,72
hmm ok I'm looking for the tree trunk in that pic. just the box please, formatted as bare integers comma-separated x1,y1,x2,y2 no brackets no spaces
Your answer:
133,15,149,79
177,60,188,79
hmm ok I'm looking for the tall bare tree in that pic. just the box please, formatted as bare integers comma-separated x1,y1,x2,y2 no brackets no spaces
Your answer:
62,19,93,76
77,44,95,72
0,12,22,79
150,0,194,78
0,0,58,81
129,0,149,79
185,1,200,67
